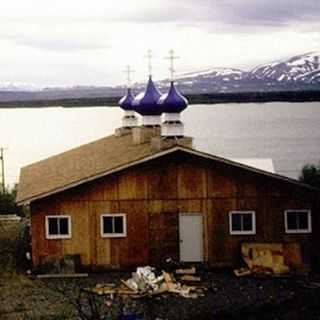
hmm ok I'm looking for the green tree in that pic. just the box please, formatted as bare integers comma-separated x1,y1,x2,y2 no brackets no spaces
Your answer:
0,184,29,216
299,162,320,189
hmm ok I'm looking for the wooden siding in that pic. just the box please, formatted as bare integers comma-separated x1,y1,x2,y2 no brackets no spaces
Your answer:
30,151,320,269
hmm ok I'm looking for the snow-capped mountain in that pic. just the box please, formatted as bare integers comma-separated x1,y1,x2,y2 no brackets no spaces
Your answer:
250,52,320,83
0,52,319,102
177,67,245,80
0,82,40,92
151,68,251,94
161,52,320,93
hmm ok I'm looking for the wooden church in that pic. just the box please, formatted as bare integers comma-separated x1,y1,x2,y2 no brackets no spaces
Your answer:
17,55,320,271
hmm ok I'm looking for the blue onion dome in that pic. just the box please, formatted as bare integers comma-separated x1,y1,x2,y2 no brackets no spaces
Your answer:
119,87,135,111
158,81,188,113
132,76,162,115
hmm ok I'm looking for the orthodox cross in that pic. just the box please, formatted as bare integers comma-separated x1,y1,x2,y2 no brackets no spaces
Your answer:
124,65,134,88
165,49,179,81
145,49,153,77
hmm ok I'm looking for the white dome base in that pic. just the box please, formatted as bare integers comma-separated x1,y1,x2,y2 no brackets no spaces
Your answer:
161,121,184,137
142,115,161,127
122,110,138,128
162,113,181,122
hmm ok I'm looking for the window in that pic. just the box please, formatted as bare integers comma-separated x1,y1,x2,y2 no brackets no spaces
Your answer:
229,211,256,235
284,210,312,234
45,215,71,239
101,214,127,238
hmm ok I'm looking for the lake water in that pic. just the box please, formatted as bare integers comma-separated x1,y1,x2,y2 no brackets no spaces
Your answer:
0,102,319,186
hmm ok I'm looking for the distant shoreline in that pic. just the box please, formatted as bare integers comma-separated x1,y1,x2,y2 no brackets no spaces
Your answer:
0,90,319,108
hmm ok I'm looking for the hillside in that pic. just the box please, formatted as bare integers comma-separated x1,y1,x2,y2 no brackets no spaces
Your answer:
0,52,319,103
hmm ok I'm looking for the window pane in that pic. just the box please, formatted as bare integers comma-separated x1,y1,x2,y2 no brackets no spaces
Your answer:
287,213,298,230
48,218,58,235
298,212,309,230
232,214,241,231
103,217,113,234
242,214,253,231
59,218,69,235
114,217,124,234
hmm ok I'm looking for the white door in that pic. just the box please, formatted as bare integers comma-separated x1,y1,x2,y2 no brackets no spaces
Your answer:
179,213,203,262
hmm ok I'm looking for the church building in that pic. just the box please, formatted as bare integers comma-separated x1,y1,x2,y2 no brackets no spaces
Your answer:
17,52,320,270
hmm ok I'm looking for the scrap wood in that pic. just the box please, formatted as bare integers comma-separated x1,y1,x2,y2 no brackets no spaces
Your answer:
182,285,197,291
180,275,201,282
178,287,191,297
95,283,116,288
234,267,252,277
85,266,206,299
84,285,139,296
36,273,88,279
241,243,293,275
121,279,138,293
148,282,169,296
175,267,196,275
162,271,177,291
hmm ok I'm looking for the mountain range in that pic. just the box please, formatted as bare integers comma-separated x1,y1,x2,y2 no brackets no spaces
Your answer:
0,52,319,102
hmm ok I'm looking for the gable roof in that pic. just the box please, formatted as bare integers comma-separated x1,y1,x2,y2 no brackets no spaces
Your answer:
17,132,318,204
231,158,275,174
17,132,158,204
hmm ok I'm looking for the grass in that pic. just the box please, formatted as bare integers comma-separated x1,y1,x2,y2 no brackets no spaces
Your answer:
0,221,21,275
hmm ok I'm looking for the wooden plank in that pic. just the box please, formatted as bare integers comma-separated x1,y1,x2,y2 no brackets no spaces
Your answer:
206,162,236,198
118,170,137,200
180,275,201,282
118,200,149,267
176,267,196,275
95,201,112,267
149,212,179,265
146,157,178,200
37,273,88,279
177,157,206,199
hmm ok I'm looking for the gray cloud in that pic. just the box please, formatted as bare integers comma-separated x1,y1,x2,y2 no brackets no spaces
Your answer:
13,38,110,52
120,0,320,30
0,21,111,52
212,0,320,26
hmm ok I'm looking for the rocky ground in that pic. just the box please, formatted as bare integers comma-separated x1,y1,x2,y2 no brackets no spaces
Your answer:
1,221,320,319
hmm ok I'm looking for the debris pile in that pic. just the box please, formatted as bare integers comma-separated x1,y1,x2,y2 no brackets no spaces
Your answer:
234,242,308,277
85,266,206,299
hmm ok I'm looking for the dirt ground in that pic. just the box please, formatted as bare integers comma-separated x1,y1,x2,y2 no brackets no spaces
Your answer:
1,221,320,320
1,271,320,319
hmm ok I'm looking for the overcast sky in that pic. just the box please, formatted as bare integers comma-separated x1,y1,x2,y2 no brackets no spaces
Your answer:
1,0,320,86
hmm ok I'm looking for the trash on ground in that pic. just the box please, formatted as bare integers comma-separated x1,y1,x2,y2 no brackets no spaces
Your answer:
234,267,252,277
234,242,310,277
84,266,205,299
179,275,201,282
175,267,196,275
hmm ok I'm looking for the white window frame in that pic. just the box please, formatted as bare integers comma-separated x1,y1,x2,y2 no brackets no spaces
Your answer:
101,213,127,238
284,209,312,234
45,215,72,239
229,211,256,235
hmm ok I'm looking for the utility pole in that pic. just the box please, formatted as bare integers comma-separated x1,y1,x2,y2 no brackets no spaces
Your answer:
0,147,7,193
